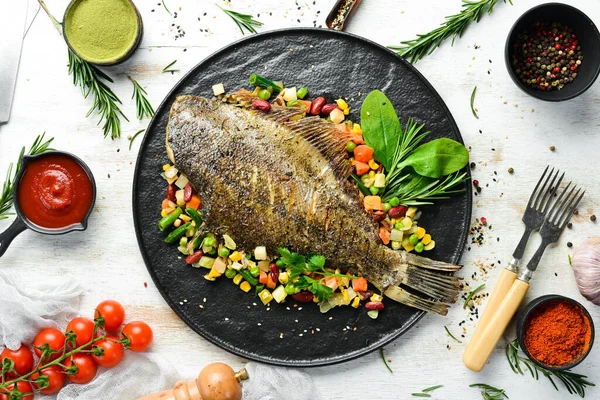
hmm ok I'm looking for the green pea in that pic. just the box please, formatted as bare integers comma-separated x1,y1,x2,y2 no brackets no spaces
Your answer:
203,237,216,248
409,234,419,246
415,242,424,253
297,87,308,99
394,222,404,230
258,89,271,100
225,268,237,279
383,202,392,212
250,266,260,277
218,247,230,258
389,197,400,207
346,141,357,152
276,259,284,267
286,100,299,107
369,186,379,195
285,283,296,295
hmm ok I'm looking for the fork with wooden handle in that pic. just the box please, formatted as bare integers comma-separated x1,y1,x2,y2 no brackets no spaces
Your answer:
462,182,584,372
462,166,562,370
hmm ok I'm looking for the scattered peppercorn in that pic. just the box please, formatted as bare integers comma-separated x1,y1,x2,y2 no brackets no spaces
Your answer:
574,209,579,215
470,162,476,169
567,242,573,248
567,222,573,229
592,215,597,222
549,145,556,151
508,167,514,174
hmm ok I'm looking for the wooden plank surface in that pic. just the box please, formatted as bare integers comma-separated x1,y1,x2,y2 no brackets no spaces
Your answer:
1,0,600,398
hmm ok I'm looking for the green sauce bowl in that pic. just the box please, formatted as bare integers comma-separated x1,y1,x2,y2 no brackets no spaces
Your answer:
63,0,144,66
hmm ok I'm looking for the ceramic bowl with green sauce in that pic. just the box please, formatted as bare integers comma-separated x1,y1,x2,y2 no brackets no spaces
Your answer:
63,0,143,66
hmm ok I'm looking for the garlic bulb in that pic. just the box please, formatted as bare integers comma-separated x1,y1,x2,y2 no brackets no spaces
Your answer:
572,237,600,305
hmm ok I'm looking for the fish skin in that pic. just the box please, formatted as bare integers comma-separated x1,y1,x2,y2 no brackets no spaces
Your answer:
167,95,413,290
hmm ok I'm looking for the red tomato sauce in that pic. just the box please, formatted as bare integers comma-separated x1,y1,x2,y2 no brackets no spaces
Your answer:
17,154,94,229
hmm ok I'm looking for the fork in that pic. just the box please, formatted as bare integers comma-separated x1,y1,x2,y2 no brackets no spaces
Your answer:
463,182,584,372
463,166,562,364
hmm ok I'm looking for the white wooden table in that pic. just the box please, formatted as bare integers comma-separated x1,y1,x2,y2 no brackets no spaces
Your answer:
2,1,600,398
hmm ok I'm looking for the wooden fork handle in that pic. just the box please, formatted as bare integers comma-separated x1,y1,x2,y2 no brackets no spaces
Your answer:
462,279,529,372
463,268,517,368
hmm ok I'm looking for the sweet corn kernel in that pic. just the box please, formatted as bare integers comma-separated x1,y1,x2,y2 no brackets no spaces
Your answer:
368,159,379,170
233,274,243,285
179,214,192,222
343,108,350,115
160,209,168,217
351,296,360,308
370,293,383,302
341,287,349,303
336,98,349,110
416,227,426,239
422,234,432,245
240,281,252,292
349,157,355,166
258,289,273,305
313,296,320,303
402,237,415,252
208,268,222,279
229,251,243,262
368,170,376,179
278,271,289,284
352,123,362,134
162,164,171,171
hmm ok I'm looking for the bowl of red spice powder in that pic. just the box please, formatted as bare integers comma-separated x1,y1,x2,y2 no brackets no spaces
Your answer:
517,295,594,370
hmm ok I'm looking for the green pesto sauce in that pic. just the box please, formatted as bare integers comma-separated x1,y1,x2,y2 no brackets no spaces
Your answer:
64,0,139,63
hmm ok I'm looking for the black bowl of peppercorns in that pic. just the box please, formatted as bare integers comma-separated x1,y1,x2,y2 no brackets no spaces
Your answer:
505,3,600,101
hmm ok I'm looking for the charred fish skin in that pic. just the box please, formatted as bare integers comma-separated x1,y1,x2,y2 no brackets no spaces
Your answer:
166,96,456,296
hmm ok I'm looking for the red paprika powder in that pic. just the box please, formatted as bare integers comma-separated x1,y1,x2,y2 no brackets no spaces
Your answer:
523,300,592,366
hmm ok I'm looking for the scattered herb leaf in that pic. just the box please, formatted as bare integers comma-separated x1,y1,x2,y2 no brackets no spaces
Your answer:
422,385,443,393
162,60,180,74
161,0,171,15
129,129,145,151
395,138,470,179
444,325,462,343
218,5,263,35
129,76,155,120
0,134,54,220
411,394,431,398
380,348,393,373
471,86,479,119
470,383,509,399
464,283,485,309
568,254,572,266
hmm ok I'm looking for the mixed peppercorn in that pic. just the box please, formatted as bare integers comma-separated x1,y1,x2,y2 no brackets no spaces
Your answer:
511,21,583,92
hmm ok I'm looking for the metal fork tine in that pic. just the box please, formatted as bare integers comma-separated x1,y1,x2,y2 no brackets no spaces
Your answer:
536,168,560,211
547,181,571,221
527,165,549,208
551,184,577,224
558,189,584,229
541,172,564,213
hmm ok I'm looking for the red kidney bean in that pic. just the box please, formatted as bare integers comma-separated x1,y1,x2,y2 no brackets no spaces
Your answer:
372,211,386,222
291,291,315,303
185,250,204,264
269,263,279,284
310,96,326,115
166,184,176,202
358,290,373,301
365,301,384,311
252,99,271,111
183,184,193,202
388,206,408,219
320,104,341,116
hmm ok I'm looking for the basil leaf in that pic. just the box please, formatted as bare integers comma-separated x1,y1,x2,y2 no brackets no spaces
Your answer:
397,138,469,179
360,90,402,172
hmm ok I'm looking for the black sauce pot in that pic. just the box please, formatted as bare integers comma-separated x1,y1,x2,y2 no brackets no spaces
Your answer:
0,151,96,257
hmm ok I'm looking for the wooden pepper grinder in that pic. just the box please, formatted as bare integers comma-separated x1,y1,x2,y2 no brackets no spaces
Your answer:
137,362,249,400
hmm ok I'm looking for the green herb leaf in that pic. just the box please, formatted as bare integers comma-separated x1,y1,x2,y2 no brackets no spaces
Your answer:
380,348,393,373
218,5,263,35
308,254,326,270
444,326,462,343
470,383,509,400
411,393,431,398
129,129,145,151
471,86,479,119
422,384,443,393
397,138,470,179
162,60,180,74
161,0,172,15
464,283,486,309
360,90,402,172
129,76,155,120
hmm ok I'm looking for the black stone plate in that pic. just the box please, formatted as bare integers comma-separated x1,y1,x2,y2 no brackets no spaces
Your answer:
132,28,472,367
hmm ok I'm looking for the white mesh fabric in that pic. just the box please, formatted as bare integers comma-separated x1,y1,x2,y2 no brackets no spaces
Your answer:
242,362,321,400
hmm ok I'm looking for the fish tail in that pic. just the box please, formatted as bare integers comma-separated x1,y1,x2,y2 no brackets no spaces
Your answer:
402,251,462,271
403,265,462,303
384,286,449,316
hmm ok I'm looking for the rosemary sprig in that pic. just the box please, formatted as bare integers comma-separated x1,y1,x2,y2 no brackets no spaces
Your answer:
0,134,54,220
470,383,509,399
68,49,128,139
506,339,595,397
444,325,462,343
464,283,485,309
129,76,155,120
161,0,171,15
471,86,479,119
218,5,263,35
380,348,393,373
162,60,180,74
129,129,145,151
382,171,469,206
389,0,513,64
423,385,443,393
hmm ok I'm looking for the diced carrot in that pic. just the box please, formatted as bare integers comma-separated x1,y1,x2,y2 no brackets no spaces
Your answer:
379,226,391,245
186,194,201,210
161,199,170,209
355,160,370,176
163,207,176,215
266,274,277,289
300,100,312,111
364,195,383,211
352,277,368,292
324,276,338,291
354,145,374,163
259,270,268,285
350,133,365,144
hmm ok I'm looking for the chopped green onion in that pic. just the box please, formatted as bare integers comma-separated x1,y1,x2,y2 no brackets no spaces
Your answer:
351,175,371,196
297,87,308,99
258,89,271,100
250,266,260,277
158,208,182,231
286,100,299,107
369,186,379,195
164,222,191,244
239,269,258,286
255,284,265,294
249,74,282,92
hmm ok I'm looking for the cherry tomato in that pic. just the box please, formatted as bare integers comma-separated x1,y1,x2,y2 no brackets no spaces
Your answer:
31,365,66,395
0,345,34,378
121,321,153,352
94,300,125,331
33,328,66,362
92,336,124,368
66,317,96,348
0,381,34,400
64,353,97,384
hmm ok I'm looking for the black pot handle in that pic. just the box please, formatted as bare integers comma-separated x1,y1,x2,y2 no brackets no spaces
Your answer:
0,217,27,258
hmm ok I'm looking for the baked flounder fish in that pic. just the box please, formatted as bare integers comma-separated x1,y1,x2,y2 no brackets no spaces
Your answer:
166,93,463,315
